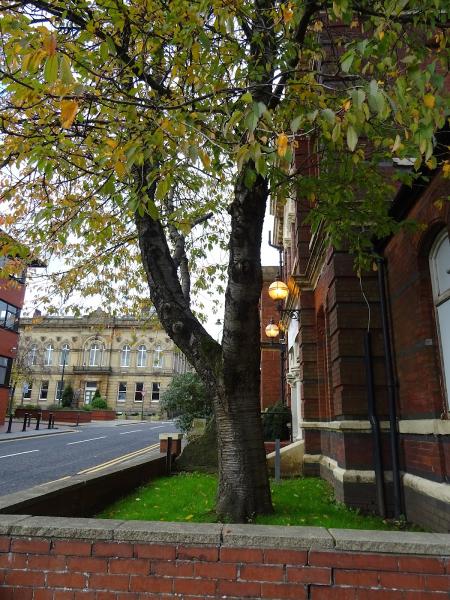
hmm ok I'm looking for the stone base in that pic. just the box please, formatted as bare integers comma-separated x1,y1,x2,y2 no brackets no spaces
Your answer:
404,483,450,533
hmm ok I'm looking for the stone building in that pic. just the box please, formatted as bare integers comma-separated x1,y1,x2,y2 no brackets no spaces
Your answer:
18,309,190,415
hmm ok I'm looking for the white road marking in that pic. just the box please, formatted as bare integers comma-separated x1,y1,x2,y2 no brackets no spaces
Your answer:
66,436,107,446
119,429,143,435
148,425,167,430
0,449,39,459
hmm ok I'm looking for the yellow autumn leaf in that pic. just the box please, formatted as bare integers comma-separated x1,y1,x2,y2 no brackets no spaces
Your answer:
185,514,194,520
442,161,450,178
43,34,57,57
199,150,211,169
434,199,444,210
342,99,351,112
60,100,79,128
277,133,289,157
423,94,435,109
114,161,126,178
282,3,294,24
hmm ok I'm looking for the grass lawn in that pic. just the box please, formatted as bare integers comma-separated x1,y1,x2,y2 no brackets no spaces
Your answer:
97,473,421,530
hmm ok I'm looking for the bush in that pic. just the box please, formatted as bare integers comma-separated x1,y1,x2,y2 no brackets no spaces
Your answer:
61,384,74,408
82,404,92,411
91,396,108,409
160,372,212,433
262,402,291,441
22,403,39,410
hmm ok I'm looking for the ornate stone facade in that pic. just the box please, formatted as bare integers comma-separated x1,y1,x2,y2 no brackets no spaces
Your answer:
18,309,189,415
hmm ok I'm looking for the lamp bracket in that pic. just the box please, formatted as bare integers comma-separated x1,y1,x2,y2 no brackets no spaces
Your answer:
279,309,301,320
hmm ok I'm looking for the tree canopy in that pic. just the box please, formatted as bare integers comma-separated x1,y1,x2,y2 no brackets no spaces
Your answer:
0,0,448,521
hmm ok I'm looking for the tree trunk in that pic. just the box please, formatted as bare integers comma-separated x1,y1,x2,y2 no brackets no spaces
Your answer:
215,166,273,521
135,164,273,522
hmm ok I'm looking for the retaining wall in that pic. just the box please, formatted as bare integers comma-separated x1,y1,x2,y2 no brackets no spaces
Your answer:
0,516,449,599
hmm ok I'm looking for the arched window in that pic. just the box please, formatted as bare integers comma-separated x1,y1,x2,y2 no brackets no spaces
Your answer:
430,229,450,408
137,345,147,368
28,344,37,366
59,344,70,366
88,341,103,367
121,344,131,367
44,344,53,366
153,345,163,368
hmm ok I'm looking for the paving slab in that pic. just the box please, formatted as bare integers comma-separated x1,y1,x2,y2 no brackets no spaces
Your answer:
222,524,334,549
329,528,450,555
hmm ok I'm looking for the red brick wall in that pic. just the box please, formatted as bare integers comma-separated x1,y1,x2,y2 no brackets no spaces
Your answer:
0,277,26,425
261,267,283,410
1,534,448,599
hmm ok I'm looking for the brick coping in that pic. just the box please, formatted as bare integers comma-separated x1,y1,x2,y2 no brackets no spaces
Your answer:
1,515,449,556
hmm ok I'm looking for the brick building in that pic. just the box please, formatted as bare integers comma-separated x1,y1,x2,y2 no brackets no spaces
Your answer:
269,144,450,531
0,267,24,426
18,310,190,416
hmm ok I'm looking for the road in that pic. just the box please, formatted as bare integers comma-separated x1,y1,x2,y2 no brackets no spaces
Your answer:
0,421,178,496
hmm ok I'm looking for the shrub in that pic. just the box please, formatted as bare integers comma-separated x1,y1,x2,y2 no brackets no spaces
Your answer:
91,396,108,409
61,384,74,408
262,402,291,441
22,403,39,410
160,372,212,433
82,404,92,411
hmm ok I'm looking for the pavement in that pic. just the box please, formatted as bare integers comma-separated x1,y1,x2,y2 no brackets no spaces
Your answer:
0,418,148,442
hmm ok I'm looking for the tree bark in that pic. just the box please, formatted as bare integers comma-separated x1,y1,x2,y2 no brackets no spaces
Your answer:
134,164,273,522
216,165,273,521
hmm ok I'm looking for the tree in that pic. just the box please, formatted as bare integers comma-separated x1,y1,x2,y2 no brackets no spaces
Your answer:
8,343,35,412
161,372,212,433
61,384,74,408
0,1,448,521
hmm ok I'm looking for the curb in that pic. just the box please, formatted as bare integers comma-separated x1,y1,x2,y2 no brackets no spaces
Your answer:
0,429,77,443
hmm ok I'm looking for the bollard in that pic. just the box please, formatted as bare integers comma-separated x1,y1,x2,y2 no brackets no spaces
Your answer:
22,413,28,432
48,413,53,429
166,436,172,475
35,414,41,430
51,415,55,429
27,413,31,427
274,438,281,482
6,414,13,433
76,412,80,427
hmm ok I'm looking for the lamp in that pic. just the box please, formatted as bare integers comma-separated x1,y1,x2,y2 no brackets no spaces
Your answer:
268,280,289,301
265,319,280,339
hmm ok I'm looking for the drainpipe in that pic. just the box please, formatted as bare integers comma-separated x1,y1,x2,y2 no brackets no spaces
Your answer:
364,331,386,518
377,257,403,519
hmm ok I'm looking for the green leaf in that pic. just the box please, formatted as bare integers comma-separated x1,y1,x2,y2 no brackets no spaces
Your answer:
60,55,74,84
43,55,58,83
346,125,358,152
321,109,335,125
241,91,252,103
341,52,354,73
155,177,171,201
290,115,303,133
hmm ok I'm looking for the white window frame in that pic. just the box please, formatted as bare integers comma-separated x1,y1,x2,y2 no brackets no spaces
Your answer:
153,345,163,368
117,382,127,402
120,345,131,367
59,344,70,366
88,342,103,367
29,345,37,366
137,345,147,368
134,382,144,402
151,382,160,403
39,380,49,401
44,344,53,366
429,229,450,410
55,380,64,402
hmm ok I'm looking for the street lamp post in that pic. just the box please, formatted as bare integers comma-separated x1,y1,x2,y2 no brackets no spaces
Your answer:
140,388,146,421
58,356,66,406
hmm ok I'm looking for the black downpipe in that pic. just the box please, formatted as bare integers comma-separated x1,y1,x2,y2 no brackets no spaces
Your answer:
364,331,386,518
377,258,403,518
